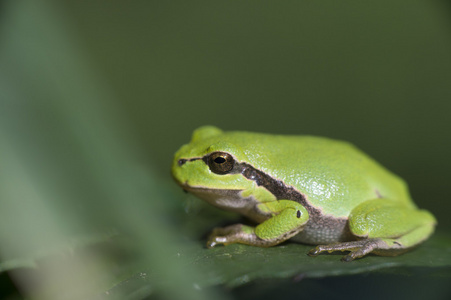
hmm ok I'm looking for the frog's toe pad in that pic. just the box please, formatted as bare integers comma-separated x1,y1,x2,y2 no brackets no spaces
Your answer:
206,236,227,248
307,248,321,257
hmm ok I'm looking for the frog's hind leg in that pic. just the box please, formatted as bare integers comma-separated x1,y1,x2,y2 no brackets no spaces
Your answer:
308,199,436,261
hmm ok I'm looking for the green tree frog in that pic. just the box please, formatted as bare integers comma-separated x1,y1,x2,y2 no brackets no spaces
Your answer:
172,126,436,261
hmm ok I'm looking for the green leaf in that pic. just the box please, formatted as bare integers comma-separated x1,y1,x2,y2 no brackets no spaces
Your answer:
184,232,451,288
107,196,451,293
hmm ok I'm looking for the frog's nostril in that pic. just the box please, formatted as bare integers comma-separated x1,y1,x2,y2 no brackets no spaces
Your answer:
178,159,187,166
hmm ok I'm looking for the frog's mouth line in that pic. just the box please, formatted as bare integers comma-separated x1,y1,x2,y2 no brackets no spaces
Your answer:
176,180,243,195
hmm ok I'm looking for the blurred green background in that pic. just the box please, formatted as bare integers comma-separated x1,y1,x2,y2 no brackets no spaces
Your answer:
1,0,450,299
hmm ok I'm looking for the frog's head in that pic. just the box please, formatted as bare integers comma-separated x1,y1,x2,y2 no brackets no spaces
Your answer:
172,126,257,209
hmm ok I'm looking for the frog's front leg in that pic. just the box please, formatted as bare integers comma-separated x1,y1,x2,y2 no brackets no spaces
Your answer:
207,200,309,248
308,199,436,261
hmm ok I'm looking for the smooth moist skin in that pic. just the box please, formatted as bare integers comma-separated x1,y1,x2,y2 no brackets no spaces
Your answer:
172,126,436,261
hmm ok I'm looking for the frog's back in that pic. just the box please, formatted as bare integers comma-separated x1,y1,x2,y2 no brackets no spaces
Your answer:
224,131,413,217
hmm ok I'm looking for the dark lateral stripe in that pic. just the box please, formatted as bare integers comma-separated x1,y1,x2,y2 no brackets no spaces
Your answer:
178,157,202,166
234,162,307,204
196,153,307,204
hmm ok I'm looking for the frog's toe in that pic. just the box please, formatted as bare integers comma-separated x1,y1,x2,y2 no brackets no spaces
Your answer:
206,235,227,248
340,247,373,262
307,247,322,257
307,244,343,257
341,254,355,262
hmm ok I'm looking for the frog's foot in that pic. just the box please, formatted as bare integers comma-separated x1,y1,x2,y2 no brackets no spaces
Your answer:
308,239,396,262
207,224,276,248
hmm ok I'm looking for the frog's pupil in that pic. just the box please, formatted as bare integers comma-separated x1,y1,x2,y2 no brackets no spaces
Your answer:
214,157,226,164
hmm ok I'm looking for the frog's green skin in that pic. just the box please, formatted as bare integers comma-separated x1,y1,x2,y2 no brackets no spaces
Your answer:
172,126,436,261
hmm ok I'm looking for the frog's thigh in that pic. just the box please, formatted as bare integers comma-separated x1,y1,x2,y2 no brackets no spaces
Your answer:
309,199,436,261
349,199,436,246
207,200,309,248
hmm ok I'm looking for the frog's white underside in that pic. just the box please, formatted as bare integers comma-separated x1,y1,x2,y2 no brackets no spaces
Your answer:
184,185,351,245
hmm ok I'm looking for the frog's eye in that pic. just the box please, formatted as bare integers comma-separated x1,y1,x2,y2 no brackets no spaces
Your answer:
207,152,235,175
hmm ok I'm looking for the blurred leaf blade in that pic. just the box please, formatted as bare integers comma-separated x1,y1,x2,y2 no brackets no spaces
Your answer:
0,1,226,299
